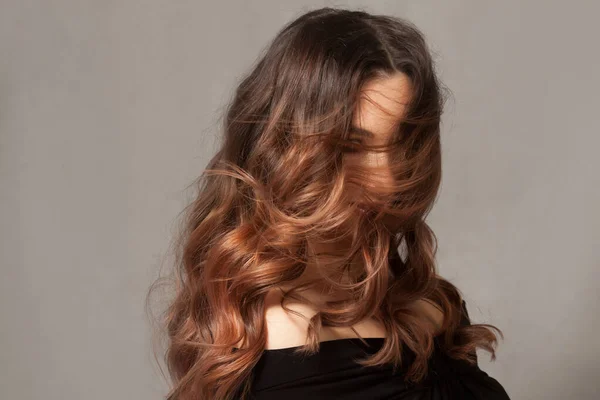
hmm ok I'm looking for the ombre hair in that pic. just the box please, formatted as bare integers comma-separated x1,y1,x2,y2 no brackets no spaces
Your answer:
147,7,503,400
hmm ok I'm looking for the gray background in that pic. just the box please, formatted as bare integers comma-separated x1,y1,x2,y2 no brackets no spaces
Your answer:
1,1,598,399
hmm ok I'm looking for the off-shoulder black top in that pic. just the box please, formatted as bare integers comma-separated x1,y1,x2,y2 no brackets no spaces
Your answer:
245,301,510,399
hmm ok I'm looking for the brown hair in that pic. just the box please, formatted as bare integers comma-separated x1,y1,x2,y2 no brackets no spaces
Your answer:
147,6,503,399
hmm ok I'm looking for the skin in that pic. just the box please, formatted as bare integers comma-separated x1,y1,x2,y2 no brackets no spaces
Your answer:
260,72,444,350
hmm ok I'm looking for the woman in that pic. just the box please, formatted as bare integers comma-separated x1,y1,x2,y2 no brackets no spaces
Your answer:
148,7,510,400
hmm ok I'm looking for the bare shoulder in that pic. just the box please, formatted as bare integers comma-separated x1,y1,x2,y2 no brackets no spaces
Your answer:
262,289,388,350
260,290,445,350
262,291,319,350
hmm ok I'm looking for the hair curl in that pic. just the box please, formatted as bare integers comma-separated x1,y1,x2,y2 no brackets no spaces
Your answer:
146,7,503,400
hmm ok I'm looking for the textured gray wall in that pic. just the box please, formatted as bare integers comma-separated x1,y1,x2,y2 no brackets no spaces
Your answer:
1,1,598,399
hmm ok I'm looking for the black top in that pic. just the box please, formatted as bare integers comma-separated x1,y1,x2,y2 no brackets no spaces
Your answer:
246,302,510,399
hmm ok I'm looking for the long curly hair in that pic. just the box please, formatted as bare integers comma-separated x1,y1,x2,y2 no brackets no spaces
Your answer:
146,7,503,400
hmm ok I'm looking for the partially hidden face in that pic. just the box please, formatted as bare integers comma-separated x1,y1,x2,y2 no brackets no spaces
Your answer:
344,72,413,206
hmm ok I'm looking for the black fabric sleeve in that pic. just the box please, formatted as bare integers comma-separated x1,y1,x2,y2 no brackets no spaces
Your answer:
459,299,478,364
459,299,472,327
427,300,510,399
